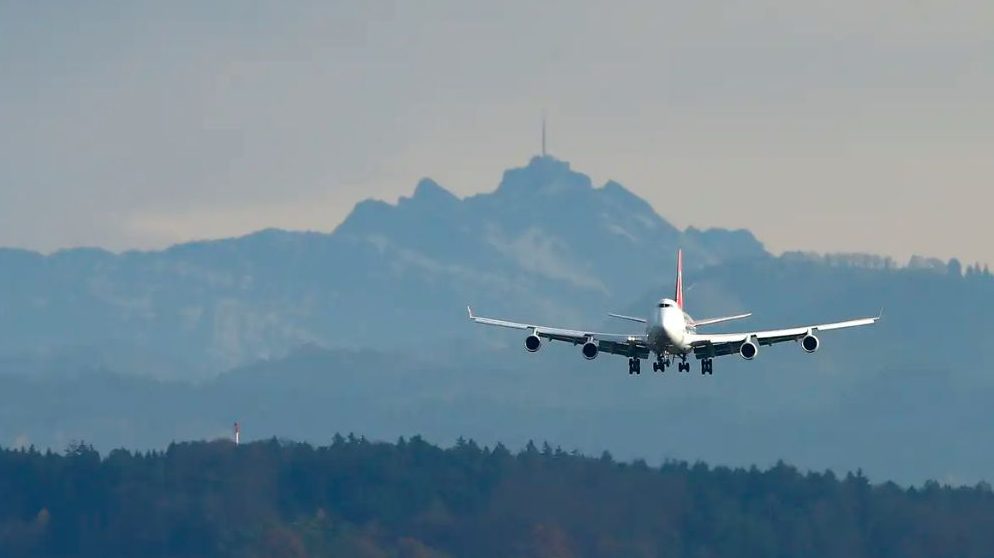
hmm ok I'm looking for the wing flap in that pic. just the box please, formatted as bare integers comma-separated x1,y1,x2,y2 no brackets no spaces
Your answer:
693,341,743,359
598,339,651,359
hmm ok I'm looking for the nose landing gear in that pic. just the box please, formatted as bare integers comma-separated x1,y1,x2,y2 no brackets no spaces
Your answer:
652,357,669,373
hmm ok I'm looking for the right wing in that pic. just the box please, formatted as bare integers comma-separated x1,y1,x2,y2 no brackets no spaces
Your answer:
687,315,880,359
468,307,650,358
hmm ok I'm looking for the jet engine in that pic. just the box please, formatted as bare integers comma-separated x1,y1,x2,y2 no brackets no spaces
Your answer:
581,341,599,360
739,340,758,360
525,334,542,352
801,333,820,353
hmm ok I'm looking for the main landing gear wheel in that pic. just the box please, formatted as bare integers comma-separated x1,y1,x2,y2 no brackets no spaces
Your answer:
628,358,641,375
677,358,690,373
701,358,714,375
652,357,668,373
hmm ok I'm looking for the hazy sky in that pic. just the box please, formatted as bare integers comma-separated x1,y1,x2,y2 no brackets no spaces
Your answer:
1,1,992,263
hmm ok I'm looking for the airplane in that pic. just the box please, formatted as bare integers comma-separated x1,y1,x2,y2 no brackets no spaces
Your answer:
467,250,879,375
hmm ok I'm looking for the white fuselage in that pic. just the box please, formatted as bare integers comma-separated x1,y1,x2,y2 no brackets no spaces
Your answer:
645,298,693,356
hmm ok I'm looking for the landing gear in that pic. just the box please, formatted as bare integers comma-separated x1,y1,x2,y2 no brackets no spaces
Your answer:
701,358,714,375
652,356,669,373
644,354,714,376
628,357,641,375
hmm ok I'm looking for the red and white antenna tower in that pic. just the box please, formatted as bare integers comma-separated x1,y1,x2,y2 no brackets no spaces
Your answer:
234,421,240,445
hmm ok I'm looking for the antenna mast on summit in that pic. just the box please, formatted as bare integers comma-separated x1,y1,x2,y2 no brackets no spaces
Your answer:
541,113,547,157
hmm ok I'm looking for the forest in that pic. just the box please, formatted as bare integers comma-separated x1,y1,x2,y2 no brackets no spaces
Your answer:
1,436,993,557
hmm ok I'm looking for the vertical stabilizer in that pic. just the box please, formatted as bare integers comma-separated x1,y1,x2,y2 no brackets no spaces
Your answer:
675,250,685,309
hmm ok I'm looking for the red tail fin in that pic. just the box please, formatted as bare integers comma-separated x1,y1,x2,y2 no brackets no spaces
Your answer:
675,250,684,309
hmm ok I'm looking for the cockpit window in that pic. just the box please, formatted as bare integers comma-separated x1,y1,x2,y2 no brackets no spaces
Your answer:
658,302,670,308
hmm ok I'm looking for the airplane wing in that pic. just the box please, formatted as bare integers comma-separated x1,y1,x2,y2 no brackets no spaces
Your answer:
608,313,647,324
468,307,650,358
687,316,880,359
691,313,752,327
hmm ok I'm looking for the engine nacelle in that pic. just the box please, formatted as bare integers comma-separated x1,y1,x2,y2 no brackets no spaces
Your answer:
524,334,542,352
739,340,758,360
581,341,599,360
801,333,820,353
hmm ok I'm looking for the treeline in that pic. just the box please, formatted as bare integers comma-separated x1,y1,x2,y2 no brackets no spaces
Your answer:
2,437,994,558
781,250,994,277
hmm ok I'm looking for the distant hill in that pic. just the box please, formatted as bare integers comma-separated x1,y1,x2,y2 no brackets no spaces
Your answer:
2,436,994,558
2,339,994,485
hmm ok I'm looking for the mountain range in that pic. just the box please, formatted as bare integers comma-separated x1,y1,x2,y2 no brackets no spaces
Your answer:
0,156,767,375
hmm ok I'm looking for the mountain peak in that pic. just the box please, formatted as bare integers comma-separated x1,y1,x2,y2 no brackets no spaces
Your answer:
408,178,458,205
495,156,592,197
526,154,570,171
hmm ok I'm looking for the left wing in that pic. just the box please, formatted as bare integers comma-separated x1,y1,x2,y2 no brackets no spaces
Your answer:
688,315,879,359
608,313,647,324
468,307,650,358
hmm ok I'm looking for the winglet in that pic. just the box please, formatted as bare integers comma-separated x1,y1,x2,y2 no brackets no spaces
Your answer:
467,306,475,320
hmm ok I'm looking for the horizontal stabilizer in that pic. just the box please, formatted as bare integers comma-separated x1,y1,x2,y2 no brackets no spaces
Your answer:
608,313,647,324
692,313,752,327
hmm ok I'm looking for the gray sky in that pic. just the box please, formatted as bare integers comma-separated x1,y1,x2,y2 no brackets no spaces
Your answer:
1,1,992,263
